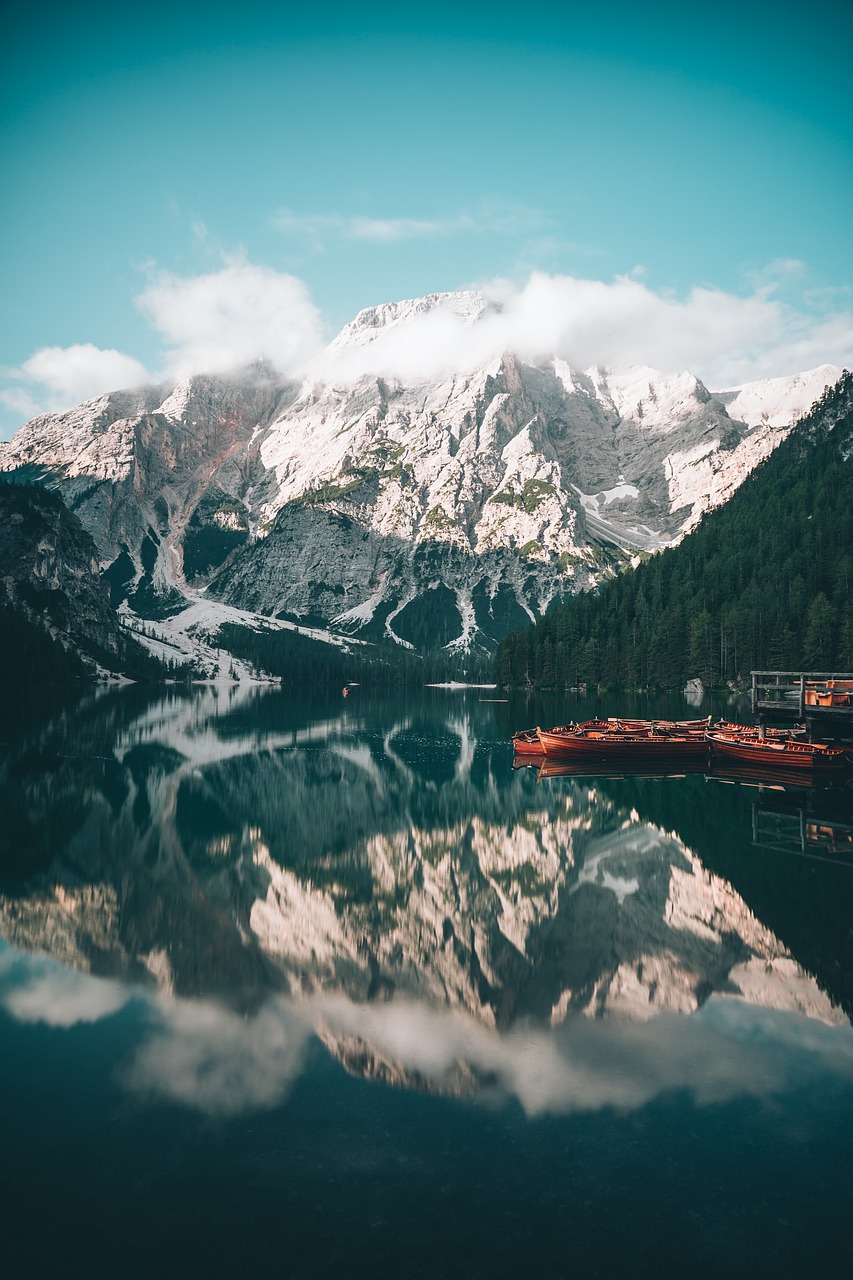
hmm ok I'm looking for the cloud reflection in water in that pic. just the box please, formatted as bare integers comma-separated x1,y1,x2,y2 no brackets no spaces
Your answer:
0,948,132,1027
3,945,853,1120
123,988,853,1118
126,996,312,1116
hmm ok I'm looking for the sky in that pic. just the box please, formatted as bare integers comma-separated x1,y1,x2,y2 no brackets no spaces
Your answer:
2,0,852,438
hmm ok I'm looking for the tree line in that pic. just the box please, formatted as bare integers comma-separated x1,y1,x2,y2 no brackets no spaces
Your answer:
214,622,494,686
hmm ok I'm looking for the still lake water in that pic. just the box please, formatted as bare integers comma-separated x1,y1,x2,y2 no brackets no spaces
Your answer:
1,682,853,1277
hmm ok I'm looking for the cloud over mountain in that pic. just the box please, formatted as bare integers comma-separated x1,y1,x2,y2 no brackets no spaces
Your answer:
2,262,850,433
2,344,152,422
317,271,853,389
135,259,326,378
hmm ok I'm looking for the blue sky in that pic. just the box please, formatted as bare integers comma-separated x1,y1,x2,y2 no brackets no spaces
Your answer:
2,0,852,436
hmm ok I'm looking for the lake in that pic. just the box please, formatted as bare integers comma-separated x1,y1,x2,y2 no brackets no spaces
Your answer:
1,682,852,1277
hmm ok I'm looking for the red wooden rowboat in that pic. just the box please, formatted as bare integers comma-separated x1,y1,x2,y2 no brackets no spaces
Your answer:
624,716,710,732
513,716,711,761
706,731,848,773
512,723,579,755
537,725,710,760
512,729,545,756
579,716,711,734
711,721,807,740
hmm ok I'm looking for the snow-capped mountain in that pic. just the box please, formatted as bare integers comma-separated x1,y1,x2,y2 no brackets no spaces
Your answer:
0,291,841,658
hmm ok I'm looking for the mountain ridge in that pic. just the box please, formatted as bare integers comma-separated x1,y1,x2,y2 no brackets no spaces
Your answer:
0,291,842,669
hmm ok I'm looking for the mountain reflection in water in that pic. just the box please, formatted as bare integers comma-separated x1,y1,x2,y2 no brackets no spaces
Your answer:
1,683,853,1117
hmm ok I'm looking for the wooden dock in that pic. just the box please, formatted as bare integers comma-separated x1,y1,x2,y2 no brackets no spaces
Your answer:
751,671,853,740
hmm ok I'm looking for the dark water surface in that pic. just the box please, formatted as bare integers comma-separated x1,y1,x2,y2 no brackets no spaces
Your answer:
1,683,853,1277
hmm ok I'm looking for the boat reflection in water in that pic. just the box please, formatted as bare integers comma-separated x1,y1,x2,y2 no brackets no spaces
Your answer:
532,757,707,781
519,751,853,791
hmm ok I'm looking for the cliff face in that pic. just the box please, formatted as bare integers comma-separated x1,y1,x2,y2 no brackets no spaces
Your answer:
0,366,291,615
0,291,841,656
213,352,838,649
0,480,124,671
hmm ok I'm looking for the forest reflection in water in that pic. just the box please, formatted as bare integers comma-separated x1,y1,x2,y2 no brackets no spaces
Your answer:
2,680,853,1120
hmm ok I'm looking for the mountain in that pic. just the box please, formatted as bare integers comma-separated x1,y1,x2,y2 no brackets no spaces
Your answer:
495,369,853,689
0,479,130,677
0,291,841,667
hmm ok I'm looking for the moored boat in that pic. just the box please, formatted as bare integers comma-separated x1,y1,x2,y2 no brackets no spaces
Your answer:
512,715,712,761
537,725,710,760
581,716,711,734
711,721,807,740
512,728,545,756
706,731,848,773
512,723,578,754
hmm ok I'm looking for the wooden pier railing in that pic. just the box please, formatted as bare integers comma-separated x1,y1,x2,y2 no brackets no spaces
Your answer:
751,671,853,720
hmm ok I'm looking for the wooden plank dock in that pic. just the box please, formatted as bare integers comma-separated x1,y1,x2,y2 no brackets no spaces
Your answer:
751,671,853,739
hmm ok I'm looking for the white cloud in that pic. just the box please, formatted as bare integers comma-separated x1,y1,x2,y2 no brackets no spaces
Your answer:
328,994,853,1115
350,215,466,242
272,202,550,248
1,343,151,424
0,261,324,434
274,210,460,244
315,270,853,388
0,385,42,423
136,259,325,378
3,258,850,440
6,942,847,1120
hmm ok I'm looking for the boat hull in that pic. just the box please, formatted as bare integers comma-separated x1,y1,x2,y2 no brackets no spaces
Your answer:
538,728,709,760
706,732,847,773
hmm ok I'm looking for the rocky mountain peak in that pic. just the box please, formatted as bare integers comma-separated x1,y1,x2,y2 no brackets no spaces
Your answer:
329,290,488,352
0,286,844,665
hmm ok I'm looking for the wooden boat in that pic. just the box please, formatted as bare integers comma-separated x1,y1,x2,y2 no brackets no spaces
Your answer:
513,719,639,757
512,723,575,755
537,725,710,760
513,716,711,762
706,731,848,773
580,716,711,734
712,721,807,739
607,716,706,737
512,728,544,755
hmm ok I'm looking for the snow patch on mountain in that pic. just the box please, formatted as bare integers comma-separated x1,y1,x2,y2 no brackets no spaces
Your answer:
326,290,488,352
587,365,714,434
0,285,844,659
119,589,368,678
719,363,842,429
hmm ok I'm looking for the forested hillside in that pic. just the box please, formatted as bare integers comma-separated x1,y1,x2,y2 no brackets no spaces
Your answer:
0,480,183,682
494,371,853,690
